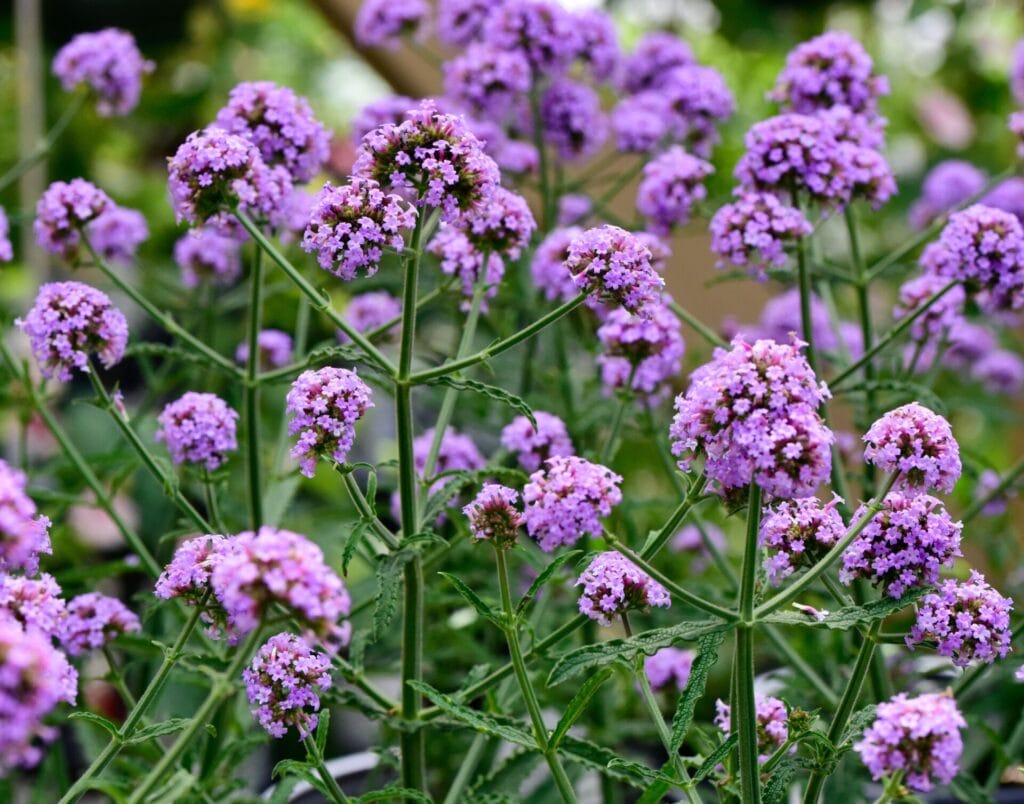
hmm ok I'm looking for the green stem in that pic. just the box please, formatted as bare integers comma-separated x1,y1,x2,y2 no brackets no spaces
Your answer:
102,645,138,710
337,469,399,550
846,207,877,494
202,470,225,533
0,90,86,195
669,301,728,349
303,735,351,803
735,483,763,804
871,771,905,804
495,548,577,803
600,373,635,464
797,234,818,377
245,245,264,530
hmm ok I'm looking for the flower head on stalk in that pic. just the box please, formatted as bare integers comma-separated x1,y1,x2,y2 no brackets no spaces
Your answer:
86,206,148,265
523,456,622,552
52,28,153,116
909,160,987,230
235,329,293,370
451,187,536,258
17,281,128,381
244,632,333,739
661,65,736,157
906,571,1012,667
214,81,330,183
619,31,695,95
285,367,374,479
596,300,686,404
500,412,574,473
482,0,579,76
636,147,713,235
566,225,664,317
855,692,965,792
0,573,66,638
974,350,1024,395
863,403,961,496
644,647,694,691
759,495,845,585
339,291,401,343
58,593,141,657
463,485,525,547
573,9,620,82
34,179,112,260
443,45,531,121
156,392,239,472
611,93,671,153
354,0,429,49
540,80,608,162
841,143,896,209
894,272,965,342
0,461,51,577
437,0,492,46
174,227,243,288
840,493,962,598
575,551,670,626
714,695,789,763
302,178,416,281
709,192,812,280
353,101,500,222
155,534,231,624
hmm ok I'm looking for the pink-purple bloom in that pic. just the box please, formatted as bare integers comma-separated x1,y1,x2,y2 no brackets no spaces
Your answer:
285,367,374,478
540,80,608,161
661,65,735,157
523,456,622,552
759,495,845,586
244,632,333,739
463,484,525,546
436,0,492,46
714,695,789,763
596,300,685,402
709,192,812,280
894,272,965,342
0,460,51,576
58,593,141,657
156,392,239,472
33,179,112,260
500,412,574,473
235,329,293,370
443,45,531,121
340,291,401,342
909,160,986,230
483,0,579,76
841,143,896,209
619,32,695,95
973,349,1024,395
52,28,153,116
174,228,243,288
354,0,429,48
17,281,128,381
573,9,620,83
566,225,664,317
644,647,694,691
531,226,582,303
86,206,148,265
611,93,671,153
0,573,66,638
0,207,11,262
575,551,670,626
155,534,230,615
636,147,712,235
863,403,961,496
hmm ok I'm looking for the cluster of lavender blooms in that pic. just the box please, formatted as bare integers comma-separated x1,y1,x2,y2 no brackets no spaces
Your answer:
644,647,694,692
596,301,685,403
59,593,140,657
235,329,293,369
174,228,242,288
500,412,574,473
759,495,845,585
52,28,153,116
522,456,622,552
862,402,962,496
33,179,112,260
709,193,813,280
0,461,52,576
87,206,148,265
340,291,401,342
156,392,239,472
565,225,664,317
714,695,789,763
463,484,525,547
575,551,670,626
243,633,332,739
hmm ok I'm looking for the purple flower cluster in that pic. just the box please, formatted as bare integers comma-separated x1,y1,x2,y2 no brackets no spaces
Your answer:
500,412,574,473
565,225,664,317
531,227,582,303
839,493,962,598
842,142,896,209
523,456,622,552
855,692,965,792
155,534,229,615
442,186,536,270
0,460,51,576
17,281,128,381
286,367,374,478
340,291,401,342
759,495,845,585
909,160,986,230
354,0,429,48
87,206,148,265
540,80,607,161
669,337,833,501
906,571,1012,667
58,593,140,657
443,45,531,121
214,81,330,183
174,228,243,288
483,0,579,76
235,329,293,369
156,392,239,472
863,403,961,496
596,301,685,402
574,9,620,82
463,484,525,547
575,551,670,626
644,647,694,691
437,0,491,46
427,227,505,310
619,32,695,95
710,192,812,280
636,147,712,235
672,522,727,572
34,179,112,260
973,349,1024,395
303,178,416,281
714,695,789,763
611,93,672,153
244,632,332,739
0,573,66,637
661,65,736,157
353,101,500,221
0,207,11,262
52,28,153,116
894,273,965,342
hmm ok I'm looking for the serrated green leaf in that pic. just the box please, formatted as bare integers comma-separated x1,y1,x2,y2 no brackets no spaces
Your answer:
272,758,315,780
373,550,414,642
426,376,536,429
408,680,537,749
421,467,528,526
549,668,614,749
762,587,930,631
670,630,725,753
839,705,877,748
515,551,581,617
637,777,673,804
68,710,120,738
316,709,330,755
558,736,659,789
342,518,369,576
547,620,731,686
467,749,541,798
357,787,432,803
693,734,737,782
123,717,192,745
438,572,502,626
763,756,800,804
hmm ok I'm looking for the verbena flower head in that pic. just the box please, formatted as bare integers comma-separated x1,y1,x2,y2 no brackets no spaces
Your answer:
925,204,1024,313
906,571,1012,667
413,427,485,493
523,456,622,552
427,226,505,310
540,80,608,162
235,329,293,370
463,484,525,547
34,179,113,260
58,593,141,657
302,178,416,280
0,207,11,262
155,534,230,615
0,573,66,638
596,300,686,403
354,0,429,48
0,460,51,576
709,192,812,280
619,31,695,95
644,647,694,691
973,349,1024,395
855,692,965,792
454,187,536,258
214,81,331,183
174,228,242,288
894,272,966,342
531,226,583,302
87,206,148,265
573,9,620,82
982,178,1024,222
340,291,401,343
759,495,845,585
211,527,351,645
840,492,962,598
0,619,78,773
52,28,153,116
735,114,852,208
611,93,671,153
286,367,374,478
671,522,726,572
819,103,885,150
565,225,664,317
575,551,670,626
669,336,833,501
661,65,736,157
909,160,987,230
482,0,579,76
17,281,128,381
500,412,574,473
715,695,789,763
437,0,491,46
244,632,332,739
863,403,961,496
167,127,288,226
443,44,531,121
636,146,712,235
770,31,888,118
156,392,239,472
841,144,897,209
558,194,591,226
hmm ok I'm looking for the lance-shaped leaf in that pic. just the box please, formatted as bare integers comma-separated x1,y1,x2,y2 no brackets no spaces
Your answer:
694,734,737,782
408,681,537,749
761,587,930,631
670,630,726,753
516,550,582,618
558,735,661,789
425,376,536,429
549,668,614,749
438,572,502,627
